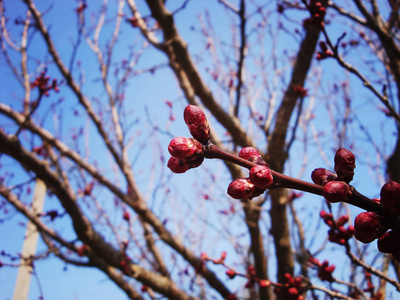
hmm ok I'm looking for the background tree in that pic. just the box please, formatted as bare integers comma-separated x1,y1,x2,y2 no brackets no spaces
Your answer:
0,0,399,299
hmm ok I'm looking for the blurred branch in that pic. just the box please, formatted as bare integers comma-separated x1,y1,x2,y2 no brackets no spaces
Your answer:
143,0,255,148
234,0,246,118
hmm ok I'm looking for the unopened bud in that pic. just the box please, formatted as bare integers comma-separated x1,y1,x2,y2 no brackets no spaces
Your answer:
168,137,202,159
167,157,189,174
227,178,262,199
380,181,400,216
183,105,210,144
322,181,350,203
336,215,349,227
249,165,273,189
311,168,337,185
259,279,271,288
226,269,236,279
334,148,356,183
238,147,266,165
377,230,400,253
354,212,387,243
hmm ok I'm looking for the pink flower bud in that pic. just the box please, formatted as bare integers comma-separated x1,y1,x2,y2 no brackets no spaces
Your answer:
227,178,261,199
168,137,202,159
226,269,236,279
354,212,387,243
380,181,400,216
288,287,298,296
249,165,273,189
259,280,270,288
336,215,349,227
167,157,189,174
322,181,350,203
183,105,210,144
238,147,267,165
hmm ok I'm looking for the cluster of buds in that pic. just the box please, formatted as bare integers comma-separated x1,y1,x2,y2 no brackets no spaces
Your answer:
167,105,210,174
316,41,334,61
303,0,326,28
273,273,304,300
312,148,355,204
227,147,273,200
364,272,383,300
353,181,400,261
30,70,60,97
320,211,354,245
308,257,335,282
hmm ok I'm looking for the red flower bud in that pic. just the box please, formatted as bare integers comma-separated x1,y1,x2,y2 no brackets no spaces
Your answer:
226,269,236,279
322,181,350,203
380,181,400,216
336,215,349,227
168,137,202,159
311,168,337,186
220,251,227,261
288,287,298,296
354,212,387,243
123,211,130,222
334,148,356,183
227,178,262,199
167,157,189,173
238,147,261,162
259,279,271,288
185,154,204,168
183,105,210,144
249,165,273,189
377,230,400,253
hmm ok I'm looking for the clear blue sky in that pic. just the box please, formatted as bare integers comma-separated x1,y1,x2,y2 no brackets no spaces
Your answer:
0,1,397,299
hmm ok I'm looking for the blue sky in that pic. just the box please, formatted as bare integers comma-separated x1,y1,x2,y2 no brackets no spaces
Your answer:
0,0,398,299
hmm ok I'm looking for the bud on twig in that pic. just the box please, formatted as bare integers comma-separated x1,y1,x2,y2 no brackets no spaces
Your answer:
238,147,267,165
311,168,337,186
227,178,263,199
322,181,350,203
168,137,202,159
183,105,211,144
380,181,400,216
334,148,356,183
249,165,273,189
377,230,400,255
167,157,190,173
354,212,387,244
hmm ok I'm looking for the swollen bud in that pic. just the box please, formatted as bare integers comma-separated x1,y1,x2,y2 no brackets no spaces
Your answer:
183,105,211,144
167,157,189,174
238,147,267,165
227,178,263,199
311,168,337,186
334,148,355,183
322,181,350,203
249,165,273,189
377,230,400,254
168,137,202,159
354,212,387,244
380,181,400,216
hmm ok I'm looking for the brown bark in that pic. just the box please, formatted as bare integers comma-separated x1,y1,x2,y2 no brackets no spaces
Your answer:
265,12,323,285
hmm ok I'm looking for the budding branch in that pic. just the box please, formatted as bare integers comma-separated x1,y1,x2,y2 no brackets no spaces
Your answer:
203,143,382,213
